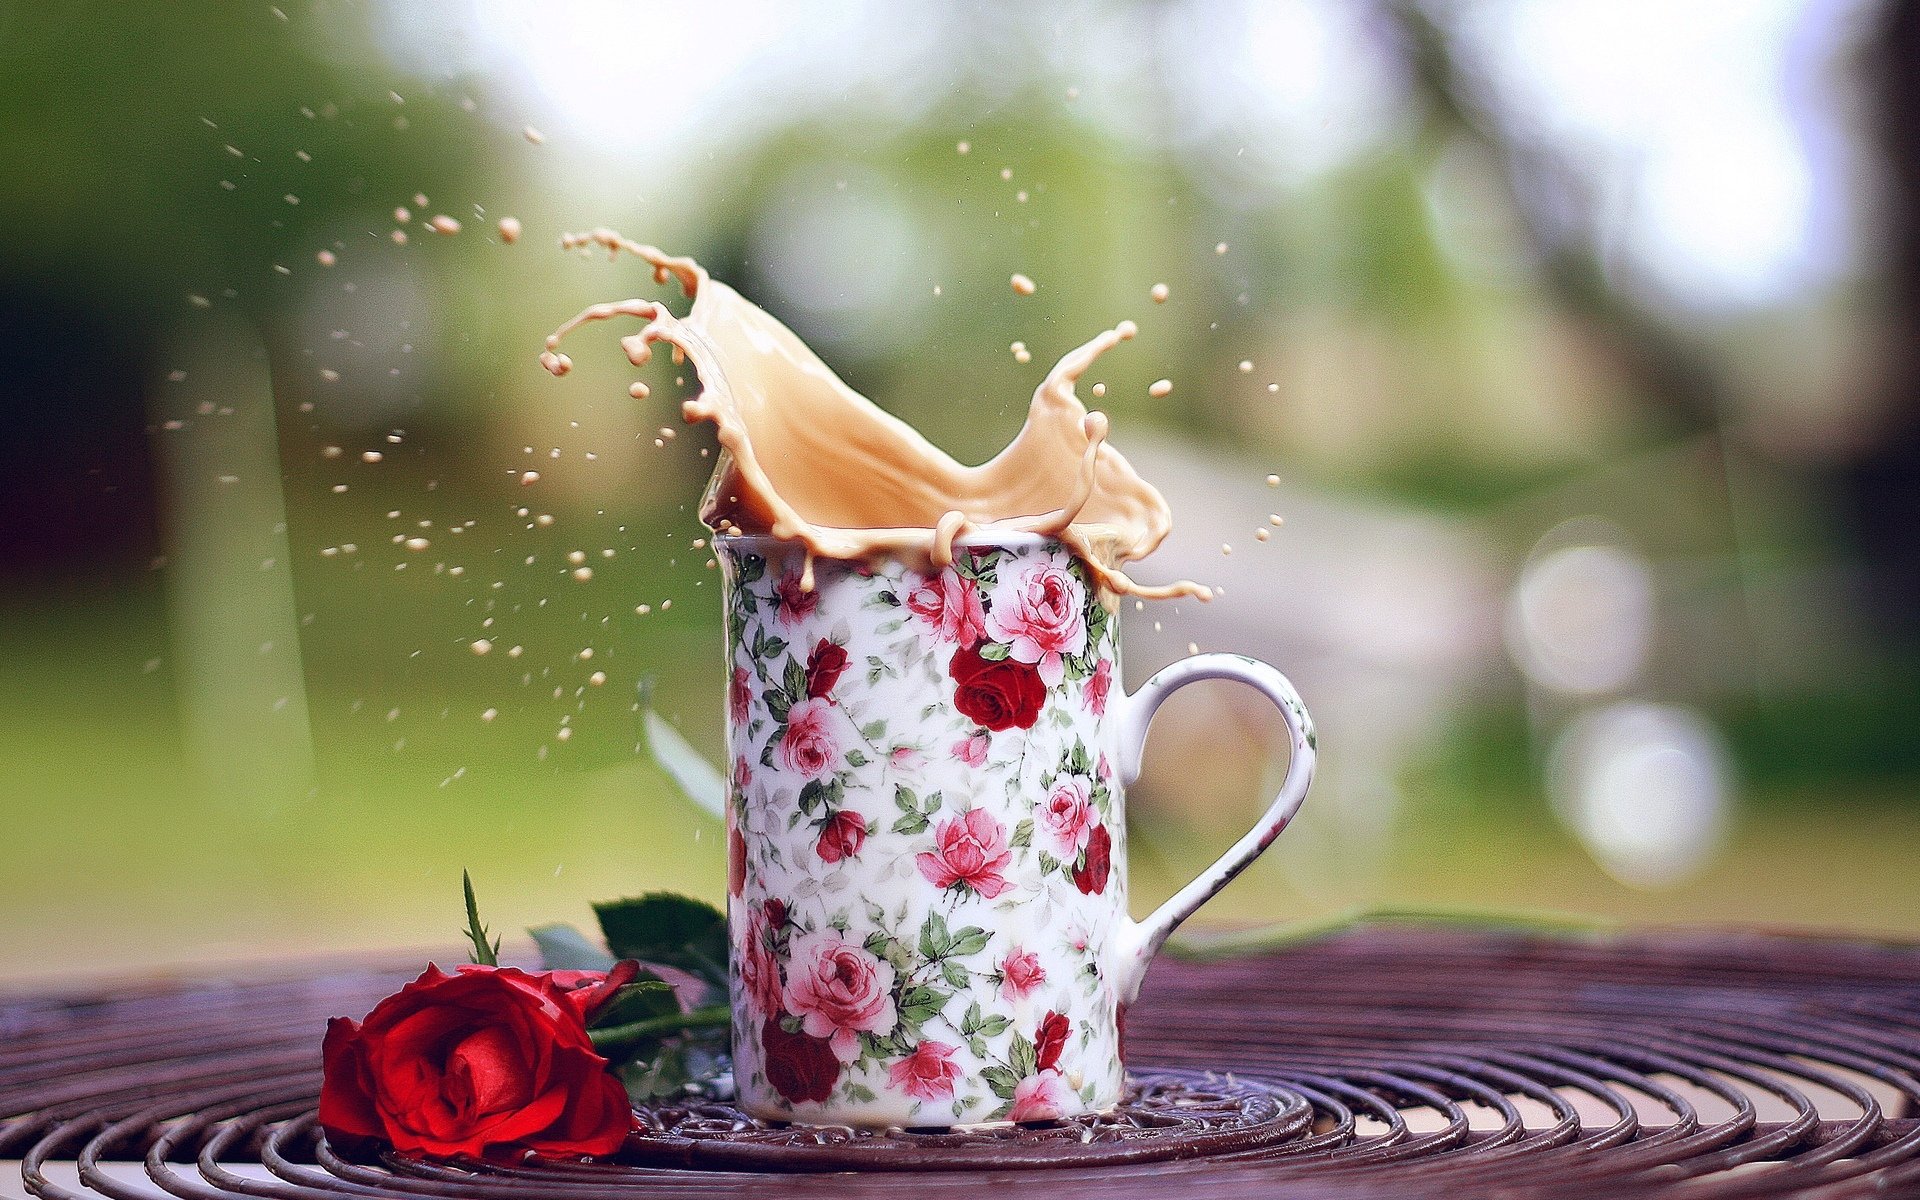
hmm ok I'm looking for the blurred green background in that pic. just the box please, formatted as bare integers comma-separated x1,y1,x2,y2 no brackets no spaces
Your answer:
3,0,1917,983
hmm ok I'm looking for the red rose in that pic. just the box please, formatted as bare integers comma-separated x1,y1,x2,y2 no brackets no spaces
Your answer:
319,965,632,1159
805,640,850,699
773,570,818,625
760,1016,839,1103
1035,1010,1070,1072
1072,824,1112,896
948,642,1045,731
814,809,867,862
729,666,751,724
764,898,788,928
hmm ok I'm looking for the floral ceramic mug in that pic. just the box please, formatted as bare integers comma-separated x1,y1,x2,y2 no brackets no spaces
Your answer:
720,534,1314,1128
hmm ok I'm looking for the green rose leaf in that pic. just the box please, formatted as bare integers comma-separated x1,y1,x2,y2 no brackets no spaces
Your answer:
588,974,680,1030
982,1064,1022,1101
594,893,728,986
1008,1030,1038,1077
529,922,617,972
948,926,992,957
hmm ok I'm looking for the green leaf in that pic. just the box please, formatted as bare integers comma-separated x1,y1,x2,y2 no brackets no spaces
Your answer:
845,1083,878,1103
761,636,787,660
894,784,919,813
1010,818,1034,849
643,708,726,819
982,1064,1022,1100
941,959,970,989
977,1014,1012,1038
766,689,792,723
595,893,728,984
620,1041,689,1101
798,779,826,814
859,719,887,740
1008,1030,1037,1077
589,975,679,1030
890,814,930,835
948,926,991,957
529,923,616,972
461,870,499,967
918,910,951,959
845,749,868,767
961,1000,984,1036
783,656,808,703
899,984,948,1024
978,642,1011,661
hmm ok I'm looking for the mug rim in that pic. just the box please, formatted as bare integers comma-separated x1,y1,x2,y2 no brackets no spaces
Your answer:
711,530,1063,553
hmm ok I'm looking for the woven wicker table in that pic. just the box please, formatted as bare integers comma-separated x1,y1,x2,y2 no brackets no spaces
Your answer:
4,925,1917,1198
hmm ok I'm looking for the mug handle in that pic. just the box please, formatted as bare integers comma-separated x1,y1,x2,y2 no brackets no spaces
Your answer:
1111,653,1316,1004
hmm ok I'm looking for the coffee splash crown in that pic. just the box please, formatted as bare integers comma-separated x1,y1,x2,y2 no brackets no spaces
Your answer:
542,229,1209,602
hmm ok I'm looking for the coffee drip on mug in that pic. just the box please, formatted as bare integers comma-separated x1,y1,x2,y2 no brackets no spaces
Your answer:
539,228,1210,604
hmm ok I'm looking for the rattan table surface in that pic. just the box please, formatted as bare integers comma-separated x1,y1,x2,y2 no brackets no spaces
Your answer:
4,924,1918,1198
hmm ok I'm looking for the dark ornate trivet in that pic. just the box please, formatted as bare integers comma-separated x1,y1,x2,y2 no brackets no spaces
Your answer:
3,925,1919,1199
619,1069,1311,1170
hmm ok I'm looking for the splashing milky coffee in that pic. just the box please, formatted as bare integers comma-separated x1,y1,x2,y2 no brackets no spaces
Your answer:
541,229,1210,603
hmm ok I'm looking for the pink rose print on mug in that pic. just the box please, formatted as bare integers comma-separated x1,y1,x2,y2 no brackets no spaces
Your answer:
997,946,1047,1002
1085,657,1112,716
888,1040,964,1102
738,905,784,1019
952,732,989,767
783,930,898,1062
916,809,1013,898
983,550,1087,687
778,698,842,779
1009,1070,1073,1122
1036,774,1096,859
905,567,986,646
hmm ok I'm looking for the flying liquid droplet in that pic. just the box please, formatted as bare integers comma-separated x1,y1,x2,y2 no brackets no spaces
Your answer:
524,126,544,144
471,639,492,655
1150,283,1169,304
428,215,461,235
1010,273,1036,296
1148,379,1172,398
316,250,336,267
498,217,521,244
362,450,383,463
520,470,540,486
